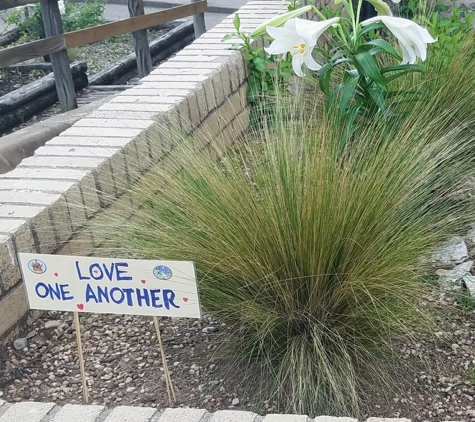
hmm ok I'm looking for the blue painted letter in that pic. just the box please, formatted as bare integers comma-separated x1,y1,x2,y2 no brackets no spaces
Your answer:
75,261,90,280
136,288,150,307
110,287,125,304
85,283,98,303
115,263,132,281
150,289,163,308
35,282,49,299
59,284,73,301
163,289,180,310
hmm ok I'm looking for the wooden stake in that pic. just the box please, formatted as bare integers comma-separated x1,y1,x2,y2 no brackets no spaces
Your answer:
74,312,88,403
153,316,176,403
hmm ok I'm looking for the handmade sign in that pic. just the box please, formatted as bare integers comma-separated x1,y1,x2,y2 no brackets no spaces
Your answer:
18,253,193,405
18,253,201,318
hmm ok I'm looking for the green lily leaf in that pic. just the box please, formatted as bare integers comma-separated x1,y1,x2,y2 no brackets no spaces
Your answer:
334,57,353,66
354,51,386,87
314,47,326,58
341,0,352,14
342,69,353,82
384,69,421,84
363,39,402,60
367,47,389,56
381,64,425,74
358,21,383,38
367,86,386,113
319,62,334,96
340,104,361,150
330,50,347,62
337,77,359,121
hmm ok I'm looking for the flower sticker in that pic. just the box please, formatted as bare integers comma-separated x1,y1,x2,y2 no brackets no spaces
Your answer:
28,259,46,274
153,265,173,280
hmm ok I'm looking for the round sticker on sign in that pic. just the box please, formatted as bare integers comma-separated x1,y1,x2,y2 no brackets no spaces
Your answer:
28,259,47,274
153,265,172,280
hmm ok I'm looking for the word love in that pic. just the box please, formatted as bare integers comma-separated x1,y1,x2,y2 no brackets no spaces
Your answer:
76,261,132,282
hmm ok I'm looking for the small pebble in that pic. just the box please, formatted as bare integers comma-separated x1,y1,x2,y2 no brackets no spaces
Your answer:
13,338,28,350
44,321,61,330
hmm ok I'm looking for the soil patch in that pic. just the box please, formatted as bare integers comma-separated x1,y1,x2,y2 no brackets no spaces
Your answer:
0,68,50,98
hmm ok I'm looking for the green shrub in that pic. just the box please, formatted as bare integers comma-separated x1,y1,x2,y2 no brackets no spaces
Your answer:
397,0,474,68
5,1,106,41
62,1,106,32
426,1,474,67
91,30,475,418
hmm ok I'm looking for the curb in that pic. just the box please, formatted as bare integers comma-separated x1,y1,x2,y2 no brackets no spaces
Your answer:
0,401,413,422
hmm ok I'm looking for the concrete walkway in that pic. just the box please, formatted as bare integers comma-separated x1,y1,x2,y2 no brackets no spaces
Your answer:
102,0,247,31
0,400,415,422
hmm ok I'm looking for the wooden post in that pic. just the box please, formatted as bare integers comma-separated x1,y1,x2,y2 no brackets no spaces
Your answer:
40,0,77,112
128,0,152,79
191,0,206,38
74,312,89,403
153,316,176,404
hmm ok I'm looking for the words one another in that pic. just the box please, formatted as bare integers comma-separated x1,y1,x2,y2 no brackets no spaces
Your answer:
19,254,201,318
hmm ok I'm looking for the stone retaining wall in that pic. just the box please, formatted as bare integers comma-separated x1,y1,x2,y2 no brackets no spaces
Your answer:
0,0,289,341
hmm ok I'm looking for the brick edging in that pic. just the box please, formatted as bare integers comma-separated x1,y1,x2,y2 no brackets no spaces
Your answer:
0,400,416,422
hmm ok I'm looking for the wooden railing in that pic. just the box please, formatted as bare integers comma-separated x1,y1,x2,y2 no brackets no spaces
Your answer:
0,0,208,111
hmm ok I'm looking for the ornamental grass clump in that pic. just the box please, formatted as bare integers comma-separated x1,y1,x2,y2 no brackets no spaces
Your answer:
90,61,475,416
91,32,475,418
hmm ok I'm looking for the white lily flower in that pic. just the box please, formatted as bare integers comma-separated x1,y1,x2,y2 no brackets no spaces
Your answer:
265,17,340,76
361,16,436,64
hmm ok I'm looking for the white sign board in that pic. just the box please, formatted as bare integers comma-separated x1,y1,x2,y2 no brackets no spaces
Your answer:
19,253,201,318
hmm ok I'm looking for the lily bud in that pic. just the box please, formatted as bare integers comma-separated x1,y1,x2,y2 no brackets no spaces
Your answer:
250,5,313,37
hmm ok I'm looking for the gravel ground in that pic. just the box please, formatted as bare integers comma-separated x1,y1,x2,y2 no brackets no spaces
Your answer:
0,312,268,413
1,289,475,420
363,290,475,421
